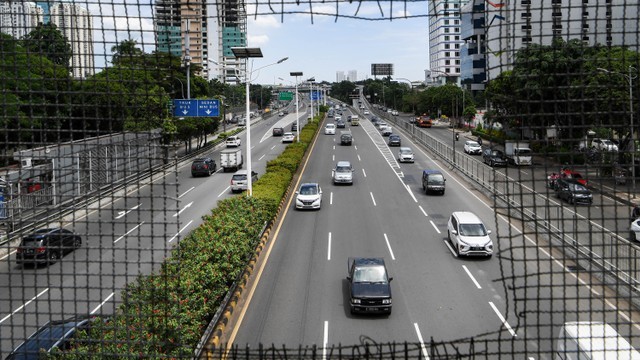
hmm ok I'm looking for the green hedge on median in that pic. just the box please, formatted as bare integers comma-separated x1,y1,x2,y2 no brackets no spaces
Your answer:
57,115,322,358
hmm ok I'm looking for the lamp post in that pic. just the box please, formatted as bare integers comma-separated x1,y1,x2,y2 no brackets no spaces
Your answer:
598,66,638,191
184,19,192,99
164,76,185,99
307,77,315,120
395,77,415,114
231,47,288,196
291,72,303,142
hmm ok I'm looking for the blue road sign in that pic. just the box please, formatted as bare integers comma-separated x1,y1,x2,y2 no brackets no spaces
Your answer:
309,91,322,101
172,99,220,117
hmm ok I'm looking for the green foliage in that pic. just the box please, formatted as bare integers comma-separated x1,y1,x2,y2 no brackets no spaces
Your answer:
330,81,357,103
22,23,71,68
111,39,144,66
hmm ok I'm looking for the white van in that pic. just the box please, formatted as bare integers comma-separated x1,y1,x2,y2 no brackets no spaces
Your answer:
556,322,640,359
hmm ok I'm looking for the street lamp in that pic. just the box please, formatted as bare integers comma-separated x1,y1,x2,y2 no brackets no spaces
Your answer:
598,66,638,191
395,77,415,114
231,47,288,196
164,76,185,99
307,77,315,120
290,71,303,142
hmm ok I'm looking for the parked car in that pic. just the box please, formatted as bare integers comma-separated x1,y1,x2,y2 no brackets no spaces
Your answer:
463,141,482,155
592,138,619,152
6,315,107,359
397,147,414,163
324,123,336,135
447,211,494,257
191,157,217,177
388,134,401,146
346,257,393,314
16,228,82,265
225,135,241,147
282,132,295,143
482,148,508,167
230,170,258,193
554,178,593,205
295,183,323,210
272,127,284,136
333,160,354,185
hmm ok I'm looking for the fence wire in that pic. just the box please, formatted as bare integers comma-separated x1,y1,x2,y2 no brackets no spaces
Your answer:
0,0,639,359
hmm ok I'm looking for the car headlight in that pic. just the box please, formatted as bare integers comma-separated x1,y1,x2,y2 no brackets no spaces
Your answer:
382,299,392,304
296,198,303,205
313,197,321,204
352,298,361,304
485,242,493,251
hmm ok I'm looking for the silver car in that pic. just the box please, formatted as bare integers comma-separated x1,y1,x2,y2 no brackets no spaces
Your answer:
332,161,354,185
398,147,414,163
230,170,258,193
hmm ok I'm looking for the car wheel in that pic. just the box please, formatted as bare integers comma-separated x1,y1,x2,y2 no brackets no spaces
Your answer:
74,237,82,249
631,231,637,242
48,251,59,264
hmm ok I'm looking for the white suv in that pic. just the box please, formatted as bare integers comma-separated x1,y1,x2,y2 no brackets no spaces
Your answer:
447,211,494,257
226,135,241,147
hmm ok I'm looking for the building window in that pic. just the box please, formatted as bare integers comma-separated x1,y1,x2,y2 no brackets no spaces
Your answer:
445,36,450,40
523,37,532,42
455,52,460,56
521,0,531,3
455,44,460,49
455,28,459,32
583,11,589,16
455,36,460,40
521,25,532,30
582,36,590,41
445,28,450,33
582,23,589,28
445,60,450,65
521,12,531,18
582,0,588,3
445,44,451,49
455,60,460,65
445,68,451,73
445,52,450,57
552,0,562,4
455,20,460,25
445,19,450,24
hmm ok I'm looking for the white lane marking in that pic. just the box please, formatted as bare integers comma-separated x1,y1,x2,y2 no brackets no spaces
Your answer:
413,323,431,360
179,187,195,198
114,222,145,244
115,203,142,219
90,292,115,314
462,265,482,289
332,154,335,162
271,145,276,150
384,233,396,260
443,239,458,257
362,169,367,177
173,201,193,217
323,321,329,360
0,251,16,261
354,145,358,150
259,154,266,161
370,192,377,206
489,301,517,337
357,154,362,161
327,233,332,261
419,205,428,217
406,184,417,203
0,288,49,324
333,145,335,150
218,186,231,198
429,220,441,234
169,220,194,243
330,192,333,205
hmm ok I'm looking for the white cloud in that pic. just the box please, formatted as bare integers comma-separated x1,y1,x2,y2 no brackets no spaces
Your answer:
249,34,270,46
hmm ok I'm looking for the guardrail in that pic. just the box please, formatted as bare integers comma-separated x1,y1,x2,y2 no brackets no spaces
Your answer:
374,109,640,308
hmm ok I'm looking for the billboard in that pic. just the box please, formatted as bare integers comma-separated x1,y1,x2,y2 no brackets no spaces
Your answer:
371,63,394,76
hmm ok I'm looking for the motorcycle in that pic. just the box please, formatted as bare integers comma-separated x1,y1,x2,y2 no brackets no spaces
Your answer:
455,133,459,141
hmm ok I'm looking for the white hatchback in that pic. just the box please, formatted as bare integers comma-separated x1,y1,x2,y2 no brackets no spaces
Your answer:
324,123,336,135
447,211,494,257
282,132,295,143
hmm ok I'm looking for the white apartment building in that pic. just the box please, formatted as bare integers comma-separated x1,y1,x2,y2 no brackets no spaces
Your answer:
50,2,94,78
486,0,639,81
428,0,469,85
0,1,43,40
347,70,357,82
336,71,346,82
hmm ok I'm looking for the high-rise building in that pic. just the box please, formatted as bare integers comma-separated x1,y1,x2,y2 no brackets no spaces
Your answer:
0,1,43,40
428,0,469,86
336,71,345,82
35,1,50,24
155,0,246,84
347,70,357,82
485,1,639,81
49,2,94,78
460,0,485,93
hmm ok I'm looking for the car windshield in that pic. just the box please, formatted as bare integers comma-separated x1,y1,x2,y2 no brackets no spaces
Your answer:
400,149,412,154
299,185,318,195
16,321,82,355
326,125,335,128
336,166,351,172
515,149,532,155
353,266,387,283
459,223,487,236
491,151,503,157
603,140,614,145
569,183,588,191
428,174,445,184
468,141,480,147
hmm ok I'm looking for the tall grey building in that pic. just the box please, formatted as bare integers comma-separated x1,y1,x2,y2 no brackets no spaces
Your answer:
428,0,469,86
336,71,346,82
49,2,94,78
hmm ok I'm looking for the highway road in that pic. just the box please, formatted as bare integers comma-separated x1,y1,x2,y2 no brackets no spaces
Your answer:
0,102,312,356
228,106,640,358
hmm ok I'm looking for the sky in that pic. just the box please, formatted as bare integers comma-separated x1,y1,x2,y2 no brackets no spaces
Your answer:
86,0,432,85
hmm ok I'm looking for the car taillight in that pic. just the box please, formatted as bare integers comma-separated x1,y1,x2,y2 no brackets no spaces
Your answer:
35,247,46,254
191,165,196,170
16,247,23,253
203,165,208,169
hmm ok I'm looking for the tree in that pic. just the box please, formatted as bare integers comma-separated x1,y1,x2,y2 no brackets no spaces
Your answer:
22,23,71,68
111,39,143,66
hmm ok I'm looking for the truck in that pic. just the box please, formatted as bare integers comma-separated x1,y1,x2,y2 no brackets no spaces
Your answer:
220,148,243,172
350,115,360,126
505,141,532,165
416,115,432,128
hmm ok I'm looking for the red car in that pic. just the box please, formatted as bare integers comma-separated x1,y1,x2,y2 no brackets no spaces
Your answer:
560,168,588,186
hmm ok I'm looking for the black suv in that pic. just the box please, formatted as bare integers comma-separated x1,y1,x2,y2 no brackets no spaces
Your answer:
347,257,393,314
191,157,216,177
16,228,82,266
554,178,593,205
482,148,508,167
7,315,106,359
336,120,346,128
388,134,401,146
272,127,284,136
291,122,298,132
340,131,353,146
